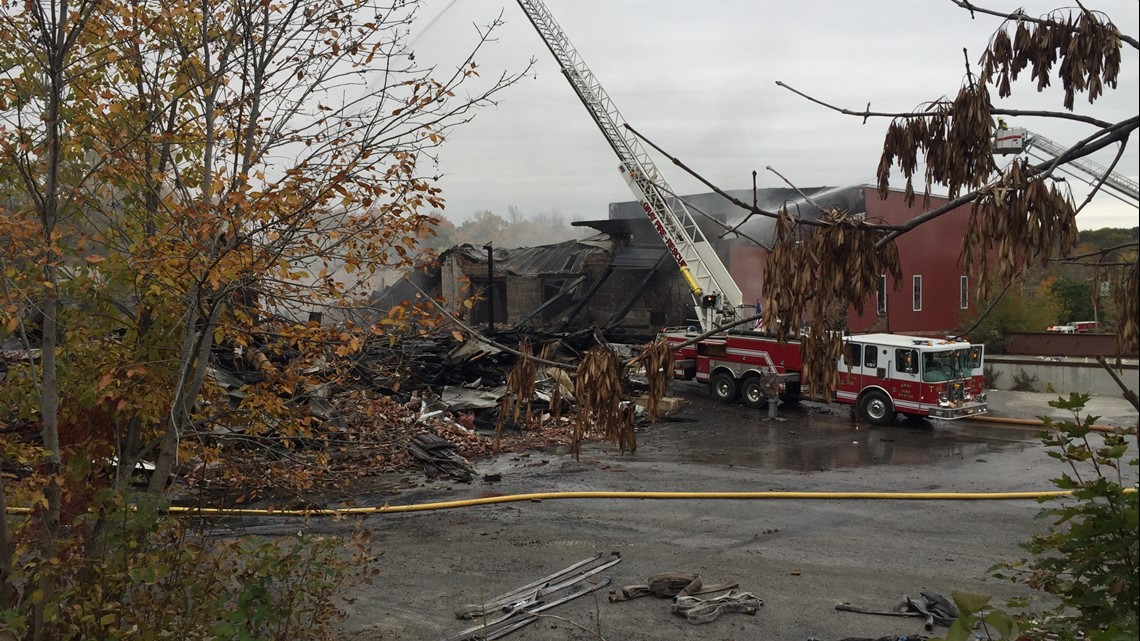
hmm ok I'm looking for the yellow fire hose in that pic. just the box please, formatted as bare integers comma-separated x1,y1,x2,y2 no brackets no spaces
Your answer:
5,416,1134,518
7,488,1136,518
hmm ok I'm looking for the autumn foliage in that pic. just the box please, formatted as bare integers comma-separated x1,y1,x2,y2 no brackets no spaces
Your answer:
1,1,525,638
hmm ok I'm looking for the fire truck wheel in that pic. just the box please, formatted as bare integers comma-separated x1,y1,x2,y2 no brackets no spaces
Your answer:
740,377,767,410
710,371,739,403
859,390,895,426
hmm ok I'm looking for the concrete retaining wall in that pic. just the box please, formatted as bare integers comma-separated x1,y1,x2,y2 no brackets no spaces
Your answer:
986,355,1139,396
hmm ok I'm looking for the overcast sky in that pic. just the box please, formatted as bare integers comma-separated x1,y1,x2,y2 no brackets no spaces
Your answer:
411,0,1139,232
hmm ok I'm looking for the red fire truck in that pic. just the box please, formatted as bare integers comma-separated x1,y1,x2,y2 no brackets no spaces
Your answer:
1047,320,1099,334
665,330,987,425
516,0,989,424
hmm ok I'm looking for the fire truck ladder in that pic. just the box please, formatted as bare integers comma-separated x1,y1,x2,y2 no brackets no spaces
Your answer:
515,0,743,332
997,128,1139,206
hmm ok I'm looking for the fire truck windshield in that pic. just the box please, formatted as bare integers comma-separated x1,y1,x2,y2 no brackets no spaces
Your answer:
922,349,967,382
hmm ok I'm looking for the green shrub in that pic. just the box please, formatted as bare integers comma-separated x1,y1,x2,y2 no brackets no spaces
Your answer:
1011,369,1039,392
935,591,1019,641
1,490,375,641
991,393,1139,641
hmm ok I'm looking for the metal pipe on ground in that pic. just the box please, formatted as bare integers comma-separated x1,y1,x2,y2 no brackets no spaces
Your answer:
967,414,1136,434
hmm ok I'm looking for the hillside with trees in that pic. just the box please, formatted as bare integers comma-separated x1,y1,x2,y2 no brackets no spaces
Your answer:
961,225,1137,352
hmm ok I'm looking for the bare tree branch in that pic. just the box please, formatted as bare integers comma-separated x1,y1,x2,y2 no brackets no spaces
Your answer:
766,166,845,220
623,123,904,233
950,0,1139,50
403,277,575,370
1095,355,1140,412
1052,241,1140,263
774,81,1115,128
645,175,772,248
951,278,1015,340
876,115,1139,249
1068,136,1134,215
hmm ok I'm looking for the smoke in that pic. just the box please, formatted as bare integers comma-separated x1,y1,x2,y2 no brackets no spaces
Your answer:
728,184,868,242
431,209,593,251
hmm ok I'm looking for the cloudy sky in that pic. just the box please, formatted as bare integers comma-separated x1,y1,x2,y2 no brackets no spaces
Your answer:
411,0,1139,232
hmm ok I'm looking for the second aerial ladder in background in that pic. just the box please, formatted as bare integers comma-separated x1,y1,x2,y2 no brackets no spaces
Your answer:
994,127,1140,206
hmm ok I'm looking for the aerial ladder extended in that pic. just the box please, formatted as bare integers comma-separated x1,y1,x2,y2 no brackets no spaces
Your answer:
994,127,1139,206
515,0,743,332
513,2,991,422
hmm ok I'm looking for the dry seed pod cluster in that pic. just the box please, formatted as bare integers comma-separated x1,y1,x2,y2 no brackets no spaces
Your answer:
881,7,1124,209
572,345,633,459
980,8,1121,109
800,330,844,400
762,207,901,396
495,338,537,448
760,210,802,342
634,337,675,421
960,162,1077,302
877,82,997,207
870,7,1130,355
1115,254,1138,355
974,7,1130,352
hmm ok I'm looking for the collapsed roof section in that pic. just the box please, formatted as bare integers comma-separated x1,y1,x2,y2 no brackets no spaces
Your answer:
436,232,685,337
373,187,869,337
439,234,613,277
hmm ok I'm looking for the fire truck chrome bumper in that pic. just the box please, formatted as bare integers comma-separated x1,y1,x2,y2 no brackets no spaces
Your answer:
928,403,988,420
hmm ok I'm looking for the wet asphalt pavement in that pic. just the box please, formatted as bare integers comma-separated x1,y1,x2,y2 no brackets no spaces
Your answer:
333,384,1137,641
637,396,1033,473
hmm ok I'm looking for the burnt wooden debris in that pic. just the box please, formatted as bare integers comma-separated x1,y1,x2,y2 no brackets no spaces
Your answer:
408,432,475,483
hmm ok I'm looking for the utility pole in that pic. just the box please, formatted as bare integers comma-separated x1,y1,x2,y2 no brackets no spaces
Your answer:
484,242,494,335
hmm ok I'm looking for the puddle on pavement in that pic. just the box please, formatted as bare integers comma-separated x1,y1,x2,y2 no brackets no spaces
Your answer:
651,411,1039,472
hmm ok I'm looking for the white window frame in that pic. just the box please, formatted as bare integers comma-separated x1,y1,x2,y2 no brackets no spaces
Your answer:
960,275,969,309
912,275,922,312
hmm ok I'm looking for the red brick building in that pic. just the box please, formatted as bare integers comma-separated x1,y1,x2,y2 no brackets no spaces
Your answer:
847,187,975,336
612,185,977,337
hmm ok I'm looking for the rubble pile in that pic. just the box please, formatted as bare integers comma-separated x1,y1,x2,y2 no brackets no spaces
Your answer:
2,323,668,505
191,326,662,502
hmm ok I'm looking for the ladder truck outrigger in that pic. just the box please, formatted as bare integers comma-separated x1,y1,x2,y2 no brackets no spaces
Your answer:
515,0,989,425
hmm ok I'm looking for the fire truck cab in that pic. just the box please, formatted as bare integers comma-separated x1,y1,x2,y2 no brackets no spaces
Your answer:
837,334,987,425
